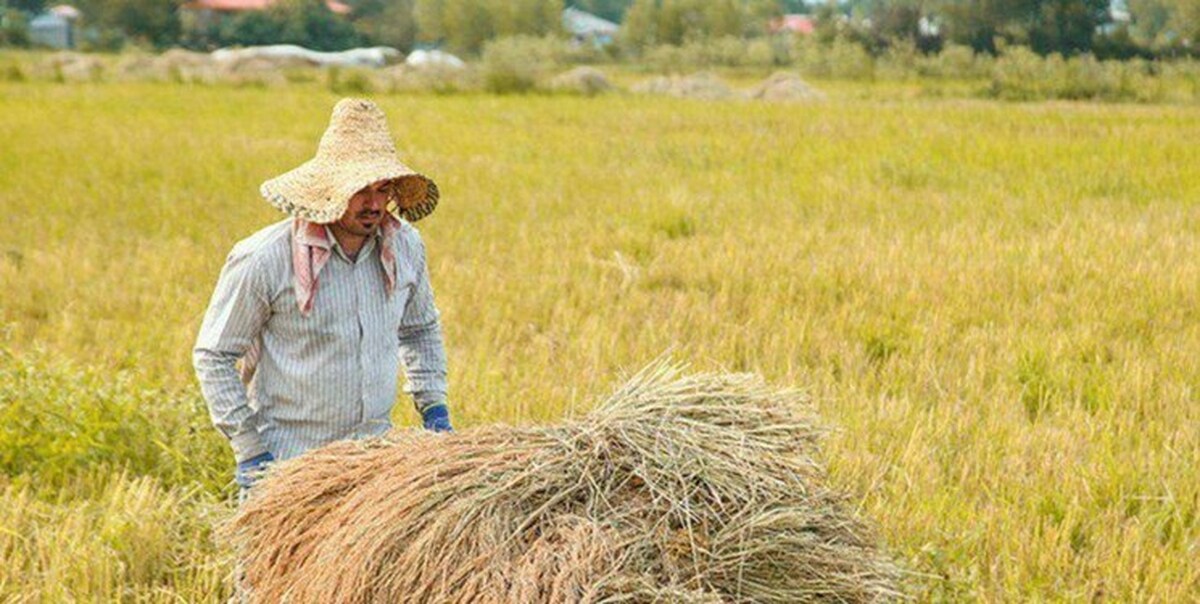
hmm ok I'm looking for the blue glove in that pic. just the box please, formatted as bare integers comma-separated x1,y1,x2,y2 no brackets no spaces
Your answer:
235,451,275,490
421,403,454,433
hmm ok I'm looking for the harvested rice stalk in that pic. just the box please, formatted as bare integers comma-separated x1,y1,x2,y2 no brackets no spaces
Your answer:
225,362,902,602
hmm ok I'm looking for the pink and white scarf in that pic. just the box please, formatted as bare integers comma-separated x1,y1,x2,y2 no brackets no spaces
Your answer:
290,216,402,315
238,215,403,384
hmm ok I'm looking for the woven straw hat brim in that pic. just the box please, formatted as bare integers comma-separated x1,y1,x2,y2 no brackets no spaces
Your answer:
259,98,439,224
261,157,438,224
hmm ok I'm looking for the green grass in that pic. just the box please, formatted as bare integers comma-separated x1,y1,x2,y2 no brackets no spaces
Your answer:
0,78,1197,601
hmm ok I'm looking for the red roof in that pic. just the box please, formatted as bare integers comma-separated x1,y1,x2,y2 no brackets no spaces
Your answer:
769,15,815,35
183,0,351,15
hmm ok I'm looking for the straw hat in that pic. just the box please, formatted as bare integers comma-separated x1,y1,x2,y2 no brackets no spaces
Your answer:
260,98,438,224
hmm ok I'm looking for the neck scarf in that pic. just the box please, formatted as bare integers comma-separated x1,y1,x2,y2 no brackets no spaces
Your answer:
290,215,401,316
237,214,403,385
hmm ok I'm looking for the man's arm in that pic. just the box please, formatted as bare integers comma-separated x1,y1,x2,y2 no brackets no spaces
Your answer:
398,231,449,415
193,248,272,463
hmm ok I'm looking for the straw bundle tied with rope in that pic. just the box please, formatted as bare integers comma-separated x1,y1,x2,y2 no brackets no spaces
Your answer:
225,363,903,602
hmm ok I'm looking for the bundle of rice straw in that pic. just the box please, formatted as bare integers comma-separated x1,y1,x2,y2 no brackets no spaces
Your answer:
745,72,827,102
225,363,902,603
547,67,614,96
631,73,734,100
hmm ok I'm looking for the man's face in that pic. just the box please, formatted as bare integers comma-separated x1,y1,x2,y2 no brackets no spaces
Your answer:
334,181,390,237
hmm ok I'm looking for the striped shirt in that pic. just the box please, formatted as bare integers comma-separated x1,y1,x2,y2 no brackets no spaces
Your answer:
193,218,447,463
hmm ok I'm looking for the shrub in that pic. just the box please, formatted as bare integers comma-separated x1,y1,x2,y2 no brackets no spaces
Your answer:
917,43,988,79
989,45,1060,101
793,36,876,80
481,35,566,94
326,66,374,94
2,62,24,82
0,9,30,48
990,47,1167,102
645,43,687,73
0,351,227,493
388,64,480,95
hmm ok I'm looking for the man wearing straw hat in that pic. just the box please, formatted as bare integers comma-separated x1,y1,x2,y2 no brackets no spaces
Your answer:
193,98,452,500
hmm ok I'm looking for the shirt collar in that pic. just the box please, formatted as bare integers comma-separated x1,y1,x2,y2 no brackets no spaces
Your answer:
294,221,386,250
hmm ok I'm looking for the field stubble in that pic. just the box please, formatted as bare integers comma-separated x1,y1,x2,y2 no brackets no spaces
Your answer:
0,80,1197,601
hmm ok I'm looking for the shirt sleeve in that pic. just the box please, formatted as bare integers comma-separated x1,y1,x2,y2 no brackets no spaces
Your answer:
193,247,272,463
397,230,449,414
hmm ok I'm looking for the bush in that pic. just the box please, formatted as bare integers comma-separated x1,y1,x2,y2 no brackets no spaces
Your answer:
385,64,480,95
326,65,375,94
2,62,24,82
641,37,779,72
481,35,565,94
915,43,989,79
989,46,1166,102
989,46,1060,100
645,44,687,73
0,9,30,48
0,351,227,493
794,36,876,80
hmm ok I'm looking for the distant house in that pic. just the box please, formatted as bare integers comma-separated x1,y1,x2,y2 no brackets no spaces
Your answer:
769,14,815,36
563,6,619,48
29,5,81,49
1099,1,1131,35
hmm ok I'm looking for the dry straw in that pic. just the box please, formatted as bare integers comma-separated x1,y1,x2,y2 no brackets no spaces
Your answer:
225,362,902,602
260,98,439,224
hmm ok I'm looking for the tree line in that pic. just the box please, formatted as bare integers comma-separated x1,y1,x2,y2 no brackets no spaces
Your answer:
1,0,1197,59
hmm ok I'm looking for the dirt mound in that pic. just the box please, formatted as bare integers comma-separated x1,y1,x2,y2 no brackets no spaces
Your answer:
747,72,826,102
632,72,733,100
227,364,901,603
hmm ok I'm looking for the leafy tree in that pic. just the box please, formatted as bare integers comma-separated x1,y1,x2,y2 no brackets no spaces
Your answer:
572,0,633,22
938,0,1110,55
938,0,1032,53
851,0,942,53
619,0,658,49
414,0,562,54
77,0,182,48
1127,0,1174,45
618,0,781,52
4,0,45,13
1166,0,1200,44
271,0,361,50
348,0,418,50
221,10,284,46
1,8,30,47
1026,0,1111,55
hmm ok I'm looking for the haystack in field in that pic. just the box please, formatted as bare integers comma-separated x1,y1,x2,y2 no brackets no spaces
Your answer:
226,364,901,603
158,49,215,82
39,52,103,82
632,72,734,100
746,72,826,102
114,50,212,82
548,67,614,96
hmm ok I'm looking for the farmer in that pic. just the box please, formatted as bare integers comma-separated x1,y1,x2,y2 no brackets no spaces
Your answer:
193,98,451,501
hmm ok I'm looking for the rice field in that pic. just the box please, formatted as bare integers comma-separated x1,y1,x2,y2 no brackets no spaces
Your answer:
0,73,1197,602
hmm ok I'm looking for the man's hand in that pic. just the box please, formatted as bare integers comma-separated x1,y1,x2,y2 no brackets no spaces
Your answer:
421,403,454,433
235,451,275,490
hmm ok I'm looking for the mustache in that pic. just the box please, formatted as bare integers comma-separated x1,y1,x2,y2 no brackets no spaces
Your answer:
356,210,383,219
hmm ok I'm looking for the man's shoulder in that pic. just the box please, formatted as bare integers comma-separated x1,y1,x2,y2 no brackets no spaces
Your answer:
388,219,428,257
228,219,292,261
223,219,292,277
